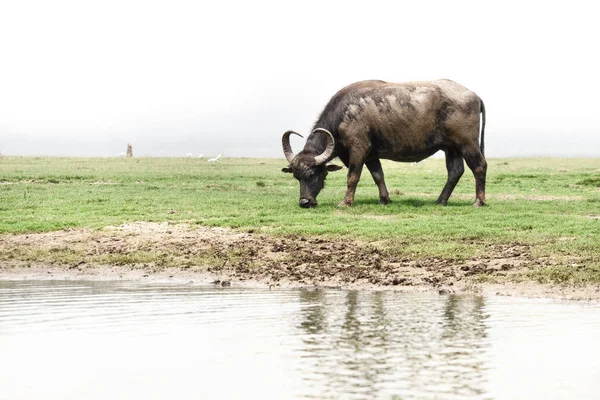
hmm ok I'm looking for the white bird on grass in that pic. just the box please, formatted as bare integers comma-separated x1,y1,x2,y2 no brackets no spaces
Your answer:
207,152,223,163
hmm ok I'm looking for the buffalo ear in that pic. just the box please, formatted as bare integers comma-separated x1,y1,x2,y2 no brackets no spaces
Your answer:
326,164,343,172
281,166,293,173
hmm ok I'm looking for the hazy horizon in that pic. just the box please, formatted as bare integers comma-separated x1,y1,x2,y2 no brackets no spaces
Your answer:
1,1,599,159
2,131,600,159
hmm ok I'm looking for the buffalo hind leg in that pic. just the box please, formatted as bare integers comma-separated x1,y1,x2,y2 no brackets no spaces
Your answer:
436,149,464,206
366,158,391,205
462,148,487,207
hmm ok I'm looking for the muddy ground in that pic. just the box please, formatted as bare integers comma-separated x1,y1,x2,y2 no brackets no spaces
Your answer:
1,222,599,300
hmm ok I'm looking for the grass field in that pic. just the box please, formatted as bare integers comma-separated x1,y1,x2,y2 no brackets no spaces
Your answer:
1,156,599,285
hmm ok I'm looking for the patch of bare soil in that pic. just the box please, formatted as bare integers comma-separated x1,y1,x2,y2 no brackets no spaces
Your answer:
1,222,599,300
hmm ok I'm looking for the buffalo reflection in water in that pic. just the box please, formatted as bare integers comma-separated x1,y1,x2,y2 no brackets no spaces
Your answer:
296,290,489,398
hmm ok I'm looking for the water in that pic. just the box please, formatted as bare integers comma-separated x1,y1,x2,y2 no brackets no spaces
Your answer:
1,281,599,399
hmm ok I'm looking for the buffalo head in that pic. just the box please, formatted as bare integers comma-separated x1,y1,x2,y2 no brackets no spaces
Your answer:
281,128,343,208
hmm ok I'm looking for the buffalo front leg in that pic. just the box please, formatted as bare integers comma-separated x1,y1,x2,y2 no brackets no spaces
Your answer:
463,148,487,207
339,162,364,207
436,149,465,205
366,158,391,205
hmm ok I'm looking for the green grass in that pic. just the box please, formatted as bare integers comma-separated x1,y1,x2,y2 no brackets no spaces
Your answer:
1,156,599,283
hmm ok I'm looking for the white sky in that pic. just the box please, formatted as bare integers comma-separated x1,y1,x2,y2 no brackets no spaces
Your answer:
1,0,599,157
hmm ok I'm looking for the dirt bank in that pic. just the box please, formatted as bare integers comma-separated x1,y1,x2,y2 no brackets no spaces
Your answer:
1,222,599,300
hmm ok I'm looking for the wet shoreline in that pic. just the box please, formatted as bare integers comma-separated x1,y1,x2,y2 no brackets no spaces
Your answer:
1,264,599,301
1,222,599,301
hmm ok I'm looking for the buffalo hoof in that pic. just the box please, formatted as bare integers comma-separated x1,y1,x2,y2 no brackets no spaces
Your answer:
435,199,448,206
338,201,353,207
380,197,392,205
473,199,486,207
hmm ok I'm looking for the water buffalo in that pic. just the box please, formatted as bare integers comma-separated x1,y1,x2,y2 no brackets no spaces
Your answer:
281,79,487,208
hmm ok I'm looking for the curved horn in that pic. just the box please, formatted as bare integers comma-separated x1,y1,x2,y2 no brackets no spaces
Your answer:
312,128,335,165
282,130,303,163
